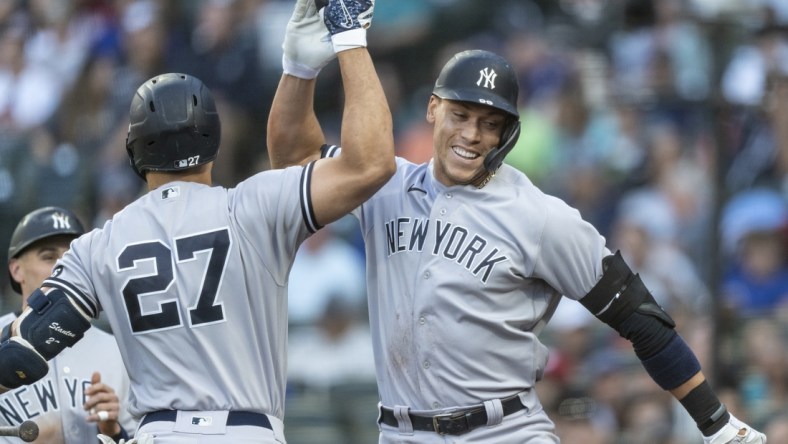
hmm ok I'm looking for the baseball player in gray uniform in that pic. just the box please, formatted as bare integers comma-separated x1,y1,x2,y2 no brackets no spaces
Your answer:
3,207,135,443
0,0,393,442
267,4,768,443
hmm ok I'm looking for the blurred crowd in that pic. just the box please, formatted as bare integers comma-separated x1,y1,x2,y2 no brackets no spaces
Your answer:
1,0,788,443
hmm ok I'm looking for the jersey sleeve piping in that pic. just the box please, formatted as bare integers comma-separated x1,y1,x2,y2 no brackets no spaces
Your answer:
300,160,322,234
42,276,98,318
320,144,340,159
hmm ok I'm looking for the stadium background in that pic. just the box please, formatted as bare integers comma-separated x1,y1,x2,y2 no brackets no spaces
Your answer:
0,0,787,443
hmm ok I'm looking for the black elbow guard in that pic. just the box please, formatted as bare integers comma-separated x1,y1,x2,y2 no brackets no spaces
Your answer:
582,252,703,390
0,288,91,389
580,251,676,357
0,337,49,389
17,288,92,360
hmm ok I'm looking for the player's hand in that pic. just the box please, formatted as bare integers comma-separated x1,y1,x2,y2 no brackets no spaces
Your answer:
316,0,374,52
283,0,335,79
703,413,766,444
84,372,122,437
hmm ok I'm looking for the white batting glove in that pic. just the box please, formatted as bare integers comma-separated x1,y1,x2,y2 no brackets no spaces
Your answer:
703,414,767,444
282,0,335,79
317,0,374,53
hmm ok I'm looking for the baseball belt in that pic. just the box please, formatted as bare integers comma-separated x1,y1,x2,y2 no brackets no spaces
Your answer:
379,393,525,435
140,410,272,430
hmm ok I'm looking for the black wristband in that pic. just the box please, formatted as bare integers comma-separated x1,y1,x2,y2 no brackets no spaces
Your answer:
679,380,730,436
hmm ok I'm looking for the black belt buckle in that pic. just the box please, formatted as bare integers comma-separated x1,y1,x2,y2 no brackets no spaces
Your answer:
432,410,472,435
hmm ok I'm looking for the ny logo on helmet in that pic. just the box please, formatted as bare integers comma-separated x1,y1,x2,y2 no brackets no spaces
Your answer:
477,67,497,89
50,213,71,230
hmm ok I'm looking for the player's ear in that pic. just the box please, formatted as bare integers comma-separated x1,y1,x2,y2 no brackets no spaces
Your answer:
8,259,22,288
426,96,439,123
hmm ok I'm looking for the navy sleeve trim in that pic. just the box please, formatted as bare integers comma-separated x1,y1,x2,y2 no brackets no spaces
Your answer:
299,161,322,234
320,144,340,159
42,277,98,318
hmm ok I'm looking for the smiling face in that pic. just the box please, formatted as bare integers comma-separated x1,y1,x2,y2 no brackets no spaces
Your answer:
427,96,509,187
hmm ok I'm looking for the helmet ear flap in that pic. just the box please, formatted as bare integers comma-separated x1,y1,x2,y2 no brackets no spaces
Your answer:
483,119,521,173
126,130,146,181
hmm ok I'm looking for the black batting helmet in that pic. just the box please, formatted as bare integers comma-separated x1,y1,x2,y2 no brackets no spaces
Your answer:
7,207,85,294
126,73,221,180
432,50,521,174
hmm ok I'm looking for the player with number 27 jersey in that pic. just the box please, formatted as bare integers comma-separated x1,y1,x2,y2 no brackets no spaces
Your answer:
44,167,313,421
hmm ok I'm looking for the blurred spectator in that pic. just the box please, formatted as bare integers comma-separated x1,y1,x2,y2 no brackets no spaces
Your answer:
504,28,573,108
552,391,611,444
541,71,623,235
367,0,436,54
287,220,367,329
89,0,170,224
252,0,289,77
502,30,571,187
13,125,91,212
0,23,64,132
611,188,711,317
720,188,788,317
608,0,712,144
117,0,168,84
722,23,788,106
609,114,711,269
53,47,138,220
607,0,658,102
737,318,788,427
542,301,620,441
543,298,598,377
394,113,434,165
618,390,676,444
56,44,128,157
288,295,376,389
25,0,109,89
503,104,559,187
287,295,377,444
170,0,266,186
641,119,691,186
607,0,710,112
726,72,788,194
654,151,713,278
652,0,712,102
581,347,637,441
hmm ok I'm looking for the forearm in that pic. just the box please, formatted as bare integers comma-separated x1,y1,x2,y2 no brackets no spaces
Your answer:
267,74,324,169
336,48,394,175
304,47,395,226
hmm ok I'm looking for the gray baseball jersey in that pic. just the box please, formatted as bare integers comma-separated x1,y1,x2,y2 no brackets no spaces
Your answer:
42,165,316,422
324,147,609,410
0,313,135,444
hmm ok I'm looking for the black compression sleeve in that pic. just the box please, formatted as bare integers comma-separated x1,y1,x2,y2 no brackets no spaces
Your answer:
679,380,730,436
